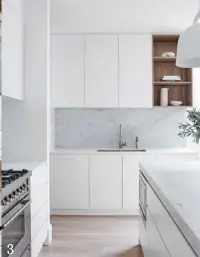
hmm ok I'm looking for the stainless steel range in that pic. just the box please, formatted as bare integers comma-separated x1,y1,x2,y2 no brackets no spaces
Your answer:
0,169,32,257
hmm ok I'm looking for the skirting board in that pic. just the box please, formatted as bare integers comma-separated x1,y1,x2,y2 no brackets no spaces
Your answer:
50,209,139,216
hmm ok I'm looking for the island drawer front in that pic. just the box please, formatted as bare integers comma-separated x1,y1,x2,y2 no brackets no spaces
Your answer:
147,186,196,257
146,208,171,257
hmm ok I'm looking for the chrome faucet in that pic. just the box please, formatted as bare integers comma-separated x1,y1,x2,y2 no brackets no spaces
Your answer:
135,136,139,149
119,124,127,149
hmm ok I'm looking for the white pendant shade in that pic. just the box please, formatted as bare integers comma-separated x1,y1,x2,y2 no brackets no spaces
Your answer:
176,23,200,68
176,2,200,68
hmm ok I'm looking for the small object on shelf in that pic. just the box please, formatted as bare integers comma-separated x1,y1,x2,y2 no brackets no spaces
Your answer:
161,75,181,81
170,101,183,107
160,88,169,106
161,52,176,58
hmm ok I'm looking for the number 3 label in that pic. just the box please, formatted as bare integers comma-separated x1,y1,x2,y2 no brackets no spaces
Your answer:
7,244,14,255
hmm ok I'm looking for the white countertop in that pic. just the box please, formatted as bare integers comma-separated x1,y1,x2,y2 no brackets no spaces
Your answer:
51,147,198,155
2,162,46,171
140,161,200,256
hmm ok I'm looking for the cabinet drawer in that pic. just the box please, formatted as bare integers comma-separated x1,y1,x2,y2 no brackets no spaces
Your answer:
31,204,48,240
31,223,47,257
147,208,170,257
148,186,196,257
31,184,48,218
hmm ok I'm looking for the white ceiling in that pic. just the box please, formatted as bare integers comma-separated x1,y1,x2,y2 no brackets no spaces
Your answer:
51,0,198,33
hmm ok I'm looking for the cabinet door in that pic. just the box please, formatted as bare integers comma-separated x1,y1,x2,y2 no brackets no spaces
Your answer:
122,156,139,211
51,35,85,107
85,35,118,107
119,35,152,107
90,155,122,209
2,0,24,100
50,155,89,209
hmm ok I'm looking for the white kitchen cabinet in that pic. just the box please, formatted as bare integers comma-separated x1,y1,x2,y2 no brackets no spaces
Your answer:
51,35,85,107
50,155,89,210
147,185,196,257
2,0,24,100
146,208,170,257
30,163,50,257
89,155,122,209
85,35,118,107
119,35,152,107
122,155,140,211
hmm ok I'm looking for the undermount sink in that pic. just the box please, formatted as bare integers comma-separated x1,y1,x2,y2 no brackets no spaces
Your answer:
97,149,146,152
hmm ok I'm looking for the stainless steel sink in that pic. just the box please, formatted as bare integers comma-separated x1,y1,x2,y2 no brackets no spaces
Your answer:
97,149,146,152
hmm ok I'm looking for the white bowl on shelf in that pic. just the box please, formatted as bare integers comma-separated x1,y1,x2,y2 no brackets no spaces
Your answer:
170,101,183,107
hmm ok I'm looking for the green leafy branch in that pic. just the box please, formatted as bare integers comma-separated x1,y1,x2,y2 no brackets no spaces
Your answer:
178,108,200,144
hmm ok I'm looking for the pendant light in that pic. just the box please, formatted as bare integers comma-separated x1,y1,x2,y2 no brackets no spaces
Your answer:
176,0,200,68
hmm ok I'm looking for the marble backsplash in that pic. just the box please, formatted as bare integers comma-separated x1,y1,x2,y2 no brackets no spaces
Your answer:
54,108,186,149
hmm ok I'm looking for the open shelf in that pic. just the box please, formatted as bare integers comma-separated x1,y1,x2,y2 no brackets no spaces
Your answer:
152,34,192,107
154,81,191,86
154,57,176,62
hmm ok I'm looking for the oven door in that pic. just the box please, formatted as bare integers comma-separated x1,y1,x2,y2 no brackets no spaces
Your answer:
1,195,31,257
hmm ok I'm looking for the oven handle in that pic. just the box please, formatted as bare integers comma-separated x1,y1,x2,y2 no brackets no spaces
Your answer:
0,200,31,231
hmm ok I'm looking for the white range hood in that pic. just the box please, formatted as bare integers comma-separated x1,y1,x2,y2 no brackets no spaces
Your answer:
176,0,200,68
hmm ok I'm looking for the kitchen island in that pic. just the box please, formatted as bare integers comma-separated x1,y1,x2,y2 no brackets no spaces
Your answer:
139,161,200,257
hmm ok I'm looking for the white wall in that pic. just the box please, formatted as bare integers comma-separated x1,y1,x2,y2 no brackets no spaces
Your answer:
2,0,50,163
51,0,198,34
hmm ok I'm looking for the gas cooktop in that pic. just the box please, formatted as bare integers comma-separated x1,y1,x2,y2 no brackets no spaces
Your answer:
2,169,29,188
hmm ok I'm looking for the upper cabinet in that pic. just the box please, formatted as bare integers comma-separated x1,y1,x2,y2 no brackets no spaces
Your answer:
119,35,152,107
50,34,154,108
51,35,85,107
1,0,24,100
85,35,118,107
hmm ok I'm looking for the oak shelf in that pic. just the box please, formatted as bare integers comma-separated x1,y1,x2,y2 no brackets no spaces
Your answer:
154,81,191,86
152,34,192,107
154,57,176,62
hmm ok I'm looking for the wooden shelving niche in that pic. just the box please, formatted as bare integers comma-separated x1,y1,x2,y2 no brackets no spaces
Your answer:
152,34,192,107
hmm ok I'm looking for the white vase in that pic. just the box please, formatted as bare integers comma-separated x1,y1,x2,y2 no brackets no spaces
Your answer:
160,88,169,106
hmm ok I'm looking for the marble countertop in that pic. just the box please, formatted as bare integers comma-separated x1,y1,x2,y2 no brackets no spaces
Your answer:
51,147,198,155
3,162,46,171
140,161,200,257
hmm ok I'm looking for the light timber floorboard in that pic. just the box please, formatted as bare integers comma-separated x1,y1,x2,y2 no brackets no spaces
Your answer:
39,216,143,257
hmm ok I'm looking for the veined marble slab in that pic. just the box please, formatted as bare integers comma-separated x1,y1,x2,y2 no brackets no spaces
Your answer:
140,161,200,257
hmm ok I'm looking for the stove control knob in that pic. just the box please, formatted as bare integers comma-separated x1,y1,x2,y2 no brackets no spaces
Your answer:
16,188,21,194
2,198,7,205
15,190,20,196
8,195,12,202
11,193,15,199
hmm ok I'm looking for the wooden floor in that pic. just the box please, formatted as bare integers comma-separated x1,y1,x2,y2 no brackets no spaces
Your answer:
39,216,143,257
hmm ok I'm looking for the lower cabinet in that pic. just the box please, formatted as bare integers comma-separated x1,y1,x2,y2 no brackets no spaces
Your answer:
146,208,170,257
50,155,89,210
123,156,140,211
50,152,198,215
147,185,196,257
30,163,49,257
89,155,122,209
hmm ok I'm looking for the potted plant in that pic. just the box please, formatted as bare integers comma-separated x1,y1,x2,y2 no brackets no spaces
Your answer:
178,108,200,144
